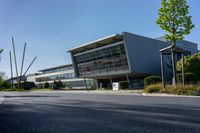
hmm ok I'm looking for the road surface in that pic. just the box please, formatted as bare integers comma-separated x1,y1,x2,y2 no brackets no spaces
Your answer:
0,91,200,133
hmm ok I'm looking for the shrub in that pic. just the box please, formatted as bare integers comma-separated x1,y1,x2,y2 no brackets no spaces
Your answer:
90,86,97,90
53,80,64,90
177,72,198,84
20,82,36,90
177,53,200,81
144,76,161,87
143,84,162,93
160,85,200,96
0,81,11,89
44,82,50,88
36,84,43,89
0,76,3,86
119,81,129,89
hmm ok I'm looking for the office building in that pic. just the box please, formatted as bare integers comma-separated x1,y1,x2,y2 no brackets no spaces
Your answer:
27,64,94,88
68,32,199,89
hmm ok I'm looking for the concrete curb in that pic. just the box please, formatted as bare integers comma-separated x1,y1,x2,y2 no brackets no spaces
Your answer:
30,90,142,96
142,93,200,98
0,93,5,104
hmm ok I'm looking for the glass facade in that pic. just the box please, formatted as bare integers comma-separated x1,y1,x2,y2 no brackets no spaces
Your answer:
64,80,94,87
36,73,74,82
42,65,73,74
35,64,95,88
74,43,129,77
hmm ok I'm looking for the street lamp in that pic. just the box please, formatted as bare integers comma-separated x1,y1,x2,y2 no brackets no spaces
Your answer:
0,49,3,61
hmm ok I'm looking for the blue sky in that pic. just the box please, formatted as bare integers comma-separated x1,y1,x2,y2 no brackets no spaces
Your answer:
0,0,200,78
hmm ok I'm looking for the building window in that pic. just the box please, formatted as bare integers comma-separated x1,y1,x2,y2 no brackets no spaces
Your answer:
74,43,129,77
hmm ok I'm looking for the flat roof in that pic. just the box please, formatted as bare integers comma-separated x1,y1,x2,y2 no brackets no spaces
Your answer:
67,34,123,54
155,36,198,45
38,64,73,72
160,45,184,53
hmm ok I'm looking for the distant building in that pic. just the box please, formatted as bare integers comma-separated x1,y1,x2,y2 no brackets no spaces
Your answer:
7,76,27,84
68,32,199,89
27,64,94,89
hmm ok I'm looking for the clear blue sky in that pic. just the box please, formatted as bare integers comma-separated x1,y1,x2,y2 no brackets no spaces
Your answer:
0,0,200,78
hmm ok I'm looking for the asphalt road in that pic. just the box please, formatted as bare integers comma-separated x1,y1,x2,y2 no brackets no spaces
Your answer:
0,91,200,133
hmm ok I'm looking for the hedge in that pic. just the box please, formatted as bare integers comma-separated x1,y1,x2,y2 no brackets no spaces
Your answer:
19,82,36,90
44,82,50,88
119,81,129,89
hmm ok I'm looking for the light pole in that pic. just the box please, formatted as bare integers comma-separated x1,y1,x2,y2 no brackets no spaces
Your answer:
0,49,3,62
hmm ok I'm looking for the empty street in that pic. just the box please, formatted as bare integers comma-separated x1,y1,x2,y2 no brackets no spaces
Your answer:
0,91,200,133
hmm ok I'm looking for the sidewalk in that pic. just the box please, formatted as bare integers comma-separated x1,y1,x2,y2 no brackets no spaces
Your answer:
30,89,143,95
0,93,5,104
142,93,200,98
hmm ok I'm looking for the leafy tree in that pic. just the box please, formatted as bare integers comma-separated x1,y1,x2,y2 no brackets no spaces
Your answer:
177,53,200,81
53,80,64,90
156,0,194,85
58,80,65,89
0,81,10,89
44,82,50,88
177,72,197,84
156,0,194,46
0,76,3,86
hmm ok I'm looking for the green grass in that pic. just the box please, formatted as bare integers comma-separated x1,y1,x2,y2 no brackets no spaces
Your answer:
0,88,24,92
0,87,71,92
31,88,71,91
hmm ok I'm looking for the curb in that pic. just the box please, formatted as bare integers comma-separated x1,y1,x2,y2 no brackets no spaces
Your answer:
142,93,200,98
0,93,5,104
31,90,142,96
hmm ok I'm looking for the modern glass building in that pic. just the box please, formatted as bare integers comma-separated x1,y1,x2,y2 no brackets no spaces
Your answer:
27,64,94,88
68,32,199,89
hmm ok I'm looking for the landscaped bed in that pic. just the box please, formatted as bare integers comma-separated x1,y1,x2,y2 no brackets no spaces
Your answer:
143,84,200,96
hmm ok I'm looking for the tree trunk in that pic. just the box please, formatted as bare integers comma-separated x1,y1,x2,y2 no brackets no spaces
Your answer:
171,42,177,86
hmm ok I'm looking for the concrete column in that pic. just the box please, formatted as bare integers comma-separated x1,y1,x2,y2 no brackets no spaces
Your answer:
182,53,185,86
95,79,99,90
109,76,113,89
160,53,165,88
84,78,89,91
171,49,177,86
126,74,130,88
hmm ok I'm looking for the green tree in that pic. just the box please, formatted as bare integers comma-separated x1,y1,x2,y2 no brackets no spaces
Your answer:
44,82,50,88
0,76,3,86
177,53,200,81
156,0,194,46
57,80,65,89
156,0,194,85
0,81,10,89
53,80,64,90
